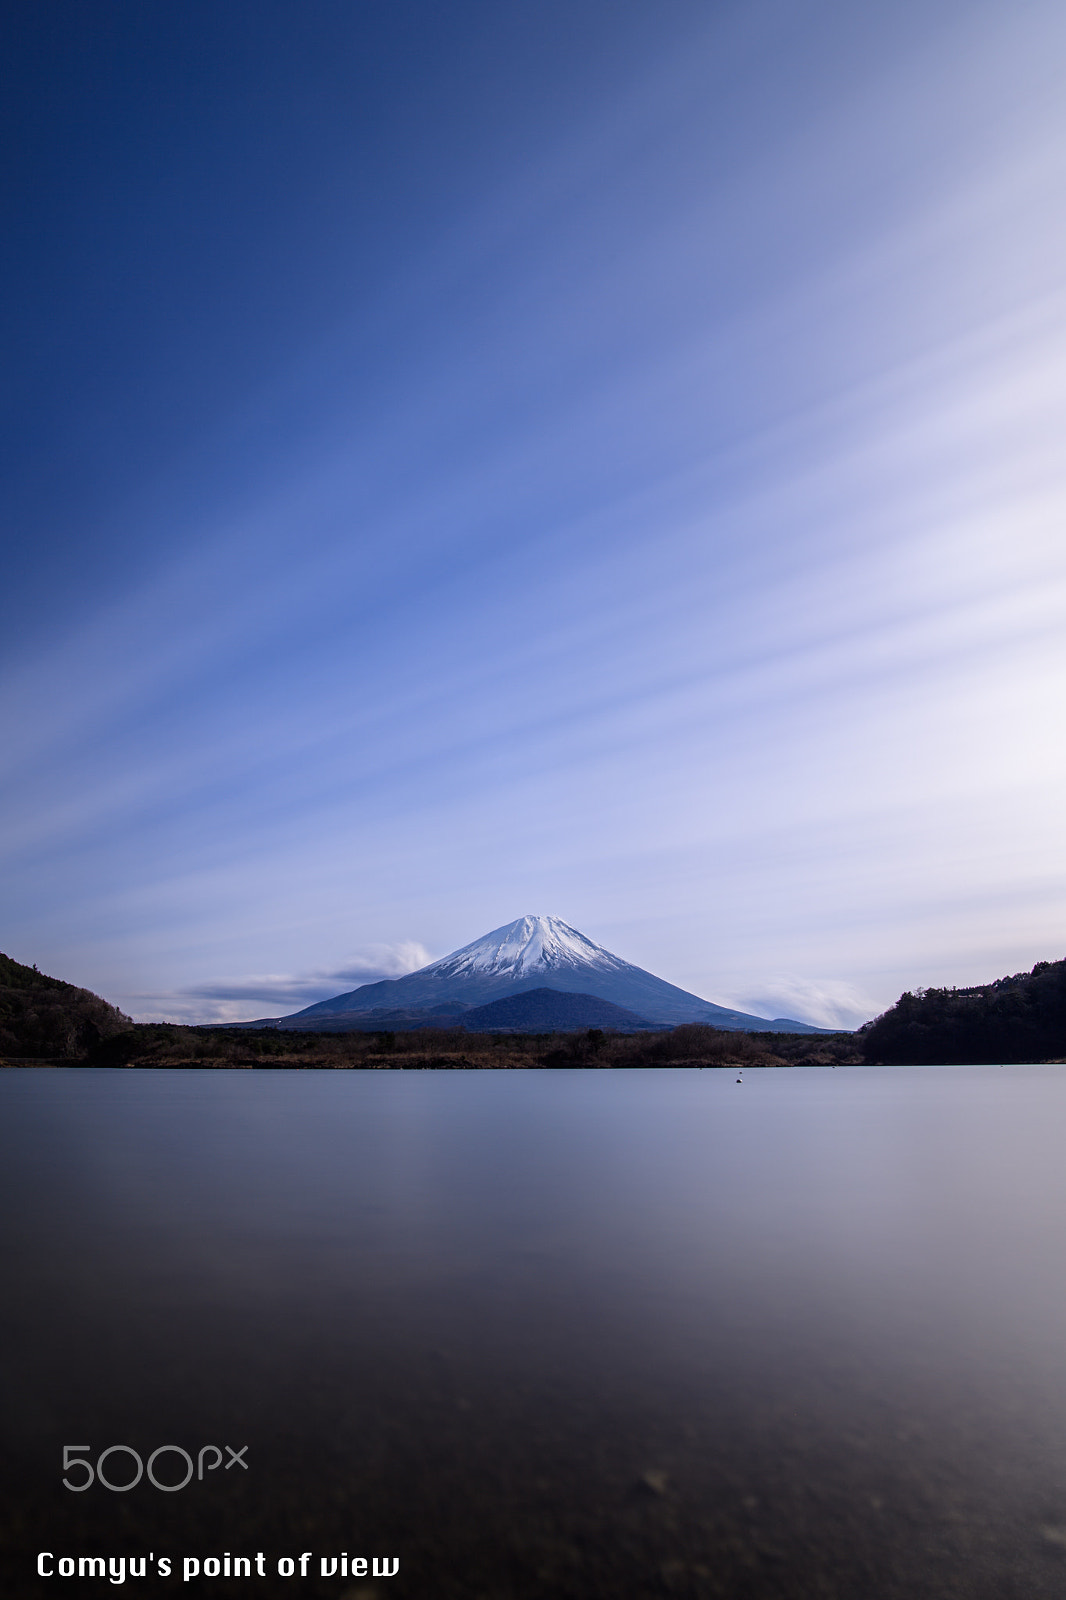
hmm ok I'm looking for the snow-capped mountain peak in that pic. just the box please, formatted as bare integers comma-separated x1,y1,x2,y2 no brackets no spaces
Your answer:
285,914,831,1032
422,915,626,981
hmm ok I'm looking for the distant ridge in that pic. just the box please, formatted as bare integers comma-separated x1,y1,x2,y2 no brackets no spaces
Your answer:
269,916,832,1033
458,987,656,1033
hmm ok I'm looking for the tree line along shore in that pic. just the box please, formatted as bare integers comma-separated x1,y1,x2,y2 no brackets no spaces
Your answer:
3,949,1065,1068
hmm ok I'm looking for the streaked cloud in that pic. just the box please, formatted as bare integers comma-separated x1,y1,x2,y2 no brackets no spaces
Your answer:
3,1,1066,1023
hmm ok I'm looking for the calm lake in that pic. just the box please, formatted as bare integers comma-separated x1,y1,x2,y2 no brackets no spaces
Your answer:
4,1066,1066,1598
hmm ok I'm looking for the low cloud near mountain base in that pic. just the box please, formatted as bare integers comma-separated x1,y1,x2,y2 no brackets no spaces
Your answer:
718,978,881,1034
127,942,434,1024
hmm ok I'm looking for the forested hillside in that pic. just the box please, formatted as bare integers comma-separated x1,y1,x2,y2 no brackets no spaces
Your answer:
860,958,1066,1063
0,952,132,1060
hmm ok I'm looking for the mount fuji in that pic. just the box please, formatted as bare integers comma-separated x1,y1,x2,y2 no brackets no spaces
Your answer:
276,915,828,1032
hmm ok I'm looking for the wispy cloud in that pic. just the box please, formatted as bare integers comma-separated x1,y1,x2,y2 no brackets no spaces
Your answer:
128,943,433,1025
716,979,883,1033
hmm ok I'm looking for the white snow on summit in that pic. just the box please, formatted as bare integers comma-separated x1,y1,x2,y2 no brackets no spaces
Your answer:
420,914,630,981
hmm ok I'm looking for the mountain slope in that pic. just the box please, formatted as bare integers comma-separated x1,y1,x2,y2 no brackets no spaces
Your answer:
286,915,829,1031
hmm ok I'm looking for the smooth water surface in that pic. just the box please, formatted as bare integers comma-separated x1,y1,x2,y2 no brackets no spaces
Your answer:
4,1066,1066,1598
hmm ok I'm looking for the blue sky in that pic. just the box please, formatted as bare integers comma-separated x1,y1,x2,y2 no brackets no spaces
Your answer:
4,0,1066,1027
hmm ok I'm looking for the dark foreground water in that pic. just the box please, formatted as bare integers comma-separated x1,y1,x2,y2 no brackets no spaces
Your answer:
5,1067,1066,1599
